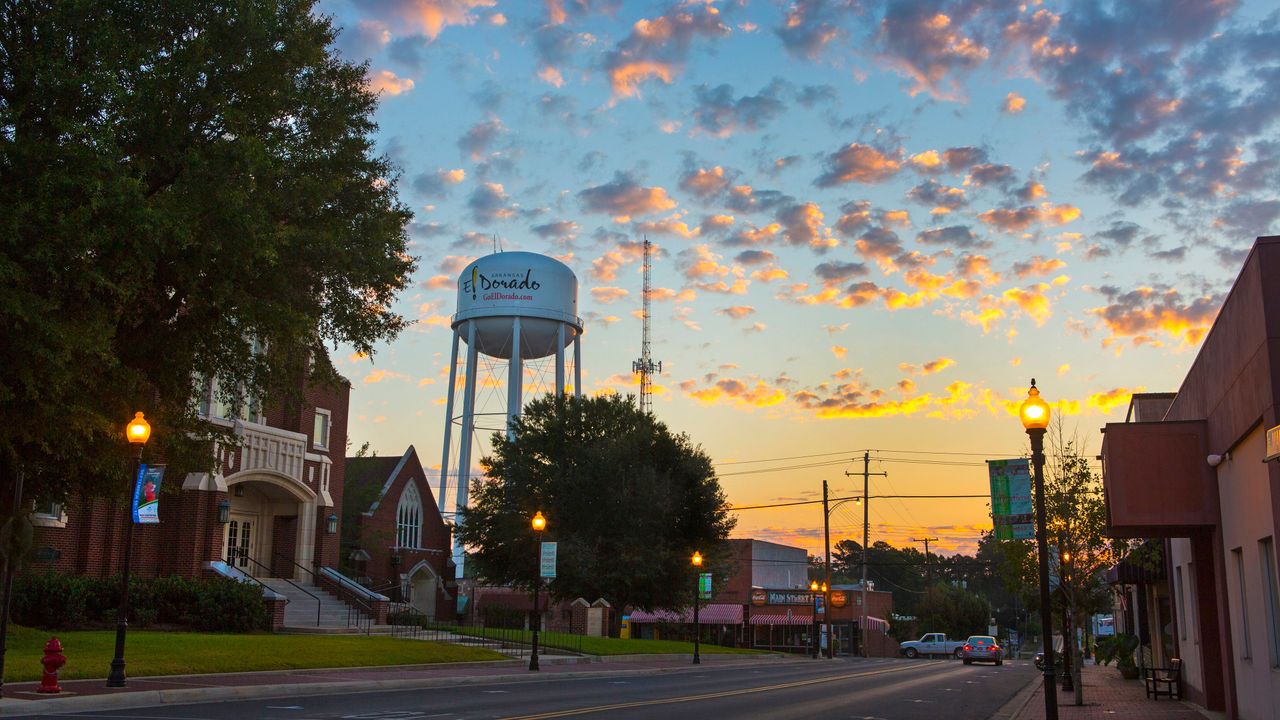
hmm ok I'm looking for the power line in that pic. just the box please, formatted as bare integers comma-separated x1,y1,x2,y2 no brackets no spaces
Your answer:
729,494,992,511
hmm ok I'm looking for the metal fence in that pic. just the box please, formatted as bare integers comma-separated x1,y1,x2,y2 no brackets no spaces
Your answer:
387,602,585,656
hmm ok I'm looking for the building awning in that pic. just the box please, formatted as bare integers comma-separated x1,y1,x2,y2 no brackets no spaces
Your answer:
861,616,889,632
749,610,813,625
628,604,744,625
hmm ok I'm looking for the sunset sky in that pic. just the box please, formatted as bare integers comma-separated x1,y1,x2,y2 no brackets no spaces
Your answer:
318,0,1280,556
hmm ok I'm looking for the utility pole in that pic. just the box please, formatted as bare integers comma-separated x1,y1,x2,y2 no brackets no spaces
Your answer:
845,451,885,657
822,480,831,659
912,536,939,603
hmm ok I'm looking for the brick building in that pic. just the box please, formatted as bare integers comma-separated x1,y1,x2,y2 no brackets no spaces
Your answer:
342,446,454,620
29,358,364,627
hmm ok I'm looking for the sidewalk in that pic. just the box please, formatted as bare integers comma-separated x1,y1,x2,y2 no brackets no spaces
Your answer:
1003,664,1218,720
0,652,797,717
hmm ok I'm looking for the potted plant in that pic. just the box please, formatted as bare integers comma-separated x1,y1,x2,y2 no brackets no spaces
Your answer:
1096,633,1140,679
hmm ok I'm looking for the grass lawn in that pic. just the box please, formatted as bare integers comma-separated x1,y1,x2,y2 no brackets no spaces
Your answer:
2,625,505,683
444,626,766,656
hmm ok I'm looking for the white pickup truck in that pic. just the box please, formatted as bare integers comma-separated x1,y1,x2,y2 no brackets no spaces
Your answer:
900,633,967,658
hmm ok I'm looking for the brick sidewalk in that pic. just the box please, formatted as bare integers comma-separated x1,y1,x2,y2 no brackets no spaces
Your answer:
1013,664,1214,720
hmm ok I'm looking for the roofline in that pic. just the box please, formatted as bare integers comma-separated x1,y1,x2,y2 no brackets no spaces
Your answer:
367,445,416,514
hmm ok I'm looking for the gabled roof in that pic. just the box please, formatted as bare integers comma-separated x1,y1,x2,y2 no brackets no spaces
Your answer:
344,446,415,514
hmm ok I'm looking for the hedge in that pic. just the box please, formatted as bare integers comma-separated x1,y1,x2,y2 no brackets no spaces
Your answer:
12,572,270,632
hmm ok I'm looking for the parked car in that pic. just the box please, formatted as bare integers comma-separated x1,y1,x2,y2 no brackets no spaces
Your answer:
1034,652,1045,671
961,635,1003,665
899,633,967,658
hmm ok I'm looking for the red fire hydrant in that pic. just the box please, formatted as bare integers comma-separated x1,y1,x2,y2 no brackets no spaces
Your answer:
38,637,66,693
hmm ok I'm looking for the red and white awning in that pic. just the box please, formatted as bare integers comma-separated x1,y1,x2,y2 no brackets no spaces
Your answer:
749,611,814,625
628,604,745,625
861,616,890,632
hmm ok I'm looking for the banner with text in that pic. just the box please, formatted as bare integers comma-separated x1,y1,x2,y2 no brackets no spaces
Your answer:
987,458,1033,540
132,464,165,524
540,542,557,578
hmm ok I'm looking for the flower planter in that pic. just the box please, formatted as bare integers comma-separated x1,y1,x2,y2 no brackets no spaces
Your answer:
1120,665,1140,680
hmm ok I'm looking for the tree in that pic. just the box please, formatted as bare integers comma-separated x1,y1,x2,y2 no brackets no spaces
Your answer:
0,0,413,501
455,394,737,612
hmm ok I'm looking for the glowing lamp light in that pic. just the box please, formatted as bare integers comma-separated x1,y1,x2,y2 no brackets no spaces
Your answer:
126,412,151,444
531,511,547,532
855,497,862,506
691,551,703,567
821,582,828,592
810,580,819,591
1019,380,1051,430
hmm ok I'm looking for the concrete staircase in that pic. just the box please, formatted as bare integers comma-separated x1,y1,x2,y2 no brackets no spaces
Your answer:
259,577,386,634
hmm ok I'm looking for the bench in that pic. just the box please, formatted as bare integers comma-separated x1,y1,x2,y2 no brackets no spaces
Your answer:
1144,658,1182,700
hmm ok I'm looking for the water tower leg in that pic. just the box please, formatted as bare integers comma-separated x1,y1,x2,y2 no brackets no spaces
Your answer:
452,320,479,577
507,317,522,440
438,327,461,513
555,324,566,398
573,333,582,398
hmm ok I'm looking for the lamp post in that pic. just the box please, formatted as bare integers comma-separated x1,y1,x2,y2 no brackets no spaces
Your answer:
1020,380,1058,720
691,551,703,665
107,411,150,688
809,580,821,659
529,510,546,672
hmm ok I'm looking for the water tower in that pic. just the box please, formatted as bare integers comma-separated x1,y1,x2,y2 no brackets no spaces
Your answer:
437,251,583,577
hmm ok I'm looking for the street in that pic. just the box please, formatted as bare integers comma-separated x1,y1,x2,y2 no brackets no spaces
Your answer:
9,658,1033,720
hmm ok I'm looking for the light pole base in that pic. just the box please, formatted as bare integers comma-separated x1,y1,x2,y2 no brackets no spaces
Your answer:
105,659,126,688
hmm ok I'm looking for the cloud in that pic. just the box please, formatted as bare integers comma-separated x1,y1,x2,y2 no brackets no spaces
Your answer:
725,184,794,214
831,346,848,359
578,173,678,220
412,168,466,197
813,260,869,284
691,81,788,136
1002,283,1053,325
718,305,756,320
457,117,504,160
467,182,516,224
603,1,730,99
835,200,873,237
777,202,837,251
966,163,1015,187
775,0,849,60
1001,91,1026,114
358,0,497,41
681,375,788,409
531,220,580,244
590,286,629,304
916,225,981,249
1012,256,1067,278
875,6,991,99
898,357,956,376
679,166,733,201
589,241,646,281
1086,285,1222,349
907,180,968,211
816,143,903,186
978,203,1081,232
367,69,416,96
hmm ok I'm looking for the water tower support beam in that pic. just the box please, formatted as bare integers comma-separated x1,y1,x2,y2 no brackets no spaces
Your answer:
574,334,582,398
437,327,462,513
452,319,479,576
507,317,522,440
555,324,566,398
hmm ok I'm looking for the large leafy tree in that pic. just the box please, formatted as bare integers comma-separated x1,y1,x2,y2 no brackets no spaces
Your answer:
0,0,413,500
456,395,737,612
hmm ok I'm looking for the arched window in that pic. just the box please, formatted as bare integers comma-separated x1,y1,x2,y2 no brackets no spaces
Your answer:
396,481,423,549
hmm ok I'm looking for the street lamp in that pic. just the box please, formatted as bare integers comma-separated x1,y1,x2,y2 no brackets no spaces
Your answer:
810,580,821,659
1020,380,1058,720
529,511,546,671
691,551,703,665
107,411,150,688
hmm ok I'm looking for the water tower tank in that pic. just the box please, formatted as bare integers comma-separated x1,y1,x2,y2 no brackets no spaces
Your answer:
438,251,584,579
454,252,579,359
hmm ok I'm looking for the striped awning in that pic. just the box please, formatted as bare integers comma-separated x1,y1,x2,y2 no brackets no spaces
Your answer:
861,616,890,632
749,611,814,625
628,604,744,625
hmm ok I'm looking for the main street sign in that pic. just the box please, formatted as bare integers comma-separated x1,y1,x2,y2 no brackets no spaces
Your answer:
540,541,557,578
987,458,1034,540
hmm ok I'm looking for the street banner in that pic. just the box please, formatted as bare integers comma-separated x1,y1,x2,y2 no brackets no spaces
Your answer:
132,464,165,524
987,458,1034,540
699,572,712,600
540,541,557,578
814,593,825,616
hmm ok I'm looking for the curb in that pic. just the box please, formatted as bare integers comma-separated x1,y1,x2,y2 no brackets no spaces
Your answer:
0,655,801,717
989,673,1042,720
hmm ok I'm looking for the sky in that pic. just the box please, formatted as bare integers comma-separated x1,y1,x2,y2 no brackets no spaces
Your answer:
316,0,1280,557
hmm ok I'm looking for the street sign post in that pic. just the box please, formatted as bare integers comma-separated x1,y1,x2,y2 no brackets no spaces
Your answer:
539,542,557,578
987,458,1034,540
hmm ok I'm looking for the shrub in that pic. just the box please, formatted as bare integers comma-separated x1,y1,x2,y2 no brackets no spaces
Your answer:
13,572,269,632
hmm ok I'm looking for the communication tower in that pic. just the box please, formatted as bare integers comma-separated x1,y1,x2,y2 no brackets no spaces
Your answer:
631,237,662,414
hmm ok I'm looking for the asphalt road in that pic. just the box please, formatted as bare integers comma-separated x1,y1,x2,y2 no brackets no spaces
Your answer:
13,658,1034,720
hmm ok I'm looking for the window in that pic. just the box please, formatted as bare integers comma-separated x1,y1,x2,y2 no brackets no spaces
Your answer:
1260,537,1280,667
397,482,423,549
313,408,331,450
1233,548,1251,659
30,499,66,528
197,375,261,423
1176,565,1186,641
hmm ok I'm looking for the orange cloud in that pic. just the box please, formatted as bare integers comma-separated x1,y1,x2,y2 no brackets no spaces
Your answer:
979,203,1081,232
1002,92,1026,114
367,70,415,96
1086,287,1221,349
816,144,903,186
591,286,629,304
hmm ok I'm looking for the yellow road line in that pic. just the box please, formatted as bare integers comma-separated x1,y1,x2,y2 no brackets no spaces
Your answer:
499,662,934,720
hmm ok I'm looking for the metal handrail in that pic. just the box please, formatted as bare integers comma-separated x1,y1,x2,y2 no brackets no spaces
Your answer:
233,553,321,626
272,552,375,635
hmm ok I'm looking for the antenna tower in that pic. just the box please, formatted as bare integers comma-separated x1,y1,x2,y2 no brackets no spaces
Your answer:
631,237,662,414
